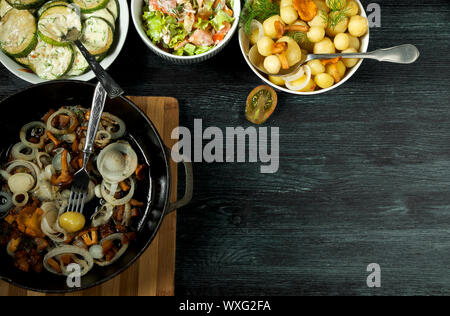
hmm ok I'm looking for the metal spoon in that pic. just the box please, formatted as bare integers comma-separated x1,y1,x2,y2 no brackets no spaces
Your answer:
62,25,123,98
253,44,420,77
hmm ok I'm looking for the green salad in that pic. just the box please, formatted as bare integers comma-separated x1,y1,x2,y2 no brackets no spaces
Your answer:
143,0,235,56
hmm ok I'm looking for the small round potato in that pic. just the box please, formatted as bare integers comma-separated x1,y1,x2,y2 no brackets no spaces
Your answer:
314,37,336,54
326,0,347,10
342,47,359,67
344,0,359,16
326,12,348,37
315,73,335,89
257,36,275,57
307,26,326,43
280,0,293,7
334,33,350,50
347,34,360,50
309,10,328,28
269,75,286,86
280,6,298,24
348,15,368,37
307,59,326,75
263,15,284,39
264,55,282,74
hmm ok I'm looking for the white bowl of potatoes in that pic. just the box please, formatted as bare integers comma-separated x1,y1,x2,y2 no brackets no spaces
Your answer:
239,0,370,95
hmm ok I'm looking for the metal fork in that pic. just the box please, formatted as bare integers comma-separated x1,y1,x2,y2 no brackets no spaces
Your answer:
67,83,108,213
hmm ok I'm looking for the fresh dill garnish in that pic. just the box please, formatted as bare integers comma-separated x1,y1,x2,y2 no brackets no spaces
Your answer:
321,1,349,30
287,31,311,46
240,0,280,35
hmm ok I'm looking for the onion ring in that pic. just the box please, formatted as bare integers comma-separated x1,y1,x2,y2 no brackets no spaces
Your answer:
12,192,28,207
101,113,126,140
44,245,94,276
95,233,129,266
20,122,46,149
101,178,135,206
11,142,37,161
46,108,78,135
91,203,114,227
285,65,312,91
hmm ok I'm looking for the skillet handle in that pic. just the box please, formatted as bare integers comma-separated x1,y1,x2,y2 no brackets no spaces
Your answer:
167,159,193,214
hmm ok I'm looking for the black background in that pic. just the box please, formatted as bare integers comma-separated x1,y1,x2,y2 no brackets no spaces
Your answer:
1,0,449,296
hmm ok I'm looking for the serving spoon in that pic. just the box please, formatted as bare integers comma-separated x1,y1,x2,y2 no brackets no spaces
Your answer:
62,19,123,98
252,44,420,77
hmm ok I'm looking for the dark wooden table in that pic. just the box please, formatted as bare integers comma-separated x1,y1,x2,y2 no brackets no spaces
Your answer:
1,0,449,296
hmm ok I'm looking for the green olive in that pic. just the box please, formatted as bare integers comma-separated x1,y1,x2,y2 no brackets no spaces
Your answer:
59,212,86,233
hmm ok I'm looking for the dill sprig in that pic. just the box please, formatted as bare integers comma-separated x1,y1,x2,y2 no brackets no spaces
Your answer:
240,0,280,35
287,31,311,46
321,2,349,30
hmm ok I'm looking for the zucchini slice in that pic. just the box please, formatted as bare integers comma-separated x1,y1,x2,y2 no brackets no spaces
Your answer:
38,5,82,46
80,16,113,56
66,44,89,76
71,0,109,13
28,38,74,79
15,55,30,66
82,8,115,30
5,0,45,10
0,9,37,58
0,0,12,19
105,0,118,21
37,0,69,16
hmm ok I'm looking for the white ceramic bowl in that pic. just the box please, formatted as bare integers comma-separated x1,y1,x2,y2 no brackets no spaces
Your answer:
0,0,129,84
131,0,241,64
239,0,370,95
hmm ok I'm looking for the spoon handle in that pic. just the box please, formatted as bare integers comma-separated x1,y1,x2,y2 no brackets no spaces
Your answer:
74,40,124,98
83,82,107,158
310,44,420,64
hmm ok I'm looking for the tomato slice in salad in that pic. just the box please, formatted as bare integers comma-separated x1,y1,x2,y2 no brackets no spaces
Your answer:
245,86,278,125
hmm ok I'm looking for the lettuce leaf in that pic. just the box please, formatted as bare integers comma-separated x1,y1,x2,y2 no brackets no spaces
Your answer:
210,10,235,31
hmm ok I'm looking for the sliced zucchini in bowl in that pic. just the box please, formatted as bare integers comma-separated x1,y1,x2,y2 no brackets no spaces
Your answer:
0,8,37,58
0,0,12,19
105,0,119,21
80,16,113,56
15,55,30,67
37,0,69,16
66,44,89,76
5,0,44,9
38,5,82,46
72,0,109,13
82,8,115,30
28,38,74,79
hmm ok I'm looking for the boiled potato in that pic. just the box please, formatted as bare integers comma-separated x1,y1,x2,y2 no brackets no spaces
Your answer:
334,33,349,50
342,47,359,67
335,60,347,77
299,77,317,92
277,36,302,67
315,73,334,89
257,36,275,57
280,6,298,24
263,15,284,39
348,15,368,37
347,34,360,50
326,12,348,36
344,0,359,16
326,61,346,79
280,0,293,7
59,212,86,233
269,75,286,86
326,0,346,10
309,10,328,28
314,0,330,12
264,55,282,74
314,37,336,54
307,26,325,43
307,59,326,75
250,28,260,45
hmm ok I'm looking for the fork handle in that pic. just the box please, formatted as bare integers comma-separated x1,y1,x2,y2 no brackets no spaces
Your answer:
83,83,107,159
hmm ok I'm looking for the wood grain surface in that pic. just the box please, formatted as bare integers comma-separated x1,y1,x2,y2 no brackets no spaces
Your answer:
0,0,449,296
0,96,179,296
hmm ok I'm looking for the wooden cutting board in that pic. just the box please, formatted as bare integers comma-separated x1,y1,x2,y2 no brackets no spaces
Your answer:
0,96,179,296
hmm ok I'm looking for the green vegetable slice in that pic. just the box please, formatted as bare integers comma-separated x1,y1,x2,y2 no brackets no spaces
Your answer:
38,5,82,46
0,8,37,57
5,0,45,9
71,0,109,13
80,16,113,56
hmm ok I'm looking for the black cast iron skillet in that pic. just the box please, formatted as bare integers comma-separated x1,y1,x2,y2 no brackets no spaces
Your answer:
0,81,193,293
